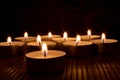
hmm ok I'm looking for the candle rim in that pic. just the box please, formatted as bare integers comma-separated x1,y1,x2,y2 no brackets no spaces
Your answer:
25,50,66,59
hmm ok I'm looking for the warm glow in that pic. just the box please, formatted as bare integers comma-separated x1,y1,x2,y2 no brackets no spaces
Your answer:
76,35,81,45
87,29,91,36
87,29,91,38
7,36,12,45
101,33,106,43
63,32,67,41
37,35,41,44
42,42,48,57
48,32,52,38
24,32,28,39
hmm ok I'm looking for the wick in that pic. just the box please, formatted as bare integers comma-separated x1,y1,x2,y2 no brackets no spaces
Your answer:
43,51,47,57
76,42,79,46
63,38,66,42
88,35,91,40
9,42,12,46
102,39,104,43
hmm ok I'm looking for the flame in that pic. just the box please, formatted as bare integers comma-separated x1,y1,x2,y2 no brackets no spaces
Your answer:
24,32,28,40
101,33,106,43
7,36,12,45
76,35,81,45
42,42,48,57
63,32,67,41
87,29,91,38
37,35,41,44
48,32,52,38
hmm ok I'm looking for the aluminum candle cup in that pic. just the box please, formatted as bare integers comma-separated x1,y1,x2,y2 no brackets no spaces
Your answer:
63,41,93,57
0,41,26,57
91,39,118,54
81,35,100,41
27,41,56,52
25,50,66,75
52,37,76,51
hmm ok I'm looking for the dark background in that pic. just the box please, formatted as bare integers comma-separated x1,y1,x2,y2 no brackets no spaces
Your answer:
0,0,120,41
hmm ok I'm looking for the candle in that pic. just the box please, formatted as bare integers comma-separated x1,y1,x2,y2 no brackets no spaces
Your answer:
25,42,66,74
0,37,26,57
14,32,36,42
27,34,56,52
41,32,61,41
27,40,56,52
91,33,118,54
52,32,76,51
52,32,76,43
63,35,93,57
81,29,100,41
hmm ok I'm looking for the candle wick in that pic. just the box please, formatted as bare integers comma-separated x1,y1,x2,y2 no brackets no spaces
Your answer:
63,38,66,42
9,42,12,46
88,35,91,40
44,51,47,57
102,39,104,43
76,41,79,46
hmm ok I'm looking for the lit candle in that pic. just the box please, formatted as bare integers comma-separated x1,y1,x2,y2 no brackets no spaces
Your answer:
0,37,25,57
27,39,56,52
91,33,118,54
63,35,93,57
14,32,36,42
81,29,100,41
52,32,76,43
25,43,66,74
41,32,61,41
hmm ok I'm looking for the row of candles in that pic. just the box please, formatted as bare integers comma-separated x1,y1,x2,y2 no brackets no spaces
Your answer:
0,29,118,74
6,29,106,45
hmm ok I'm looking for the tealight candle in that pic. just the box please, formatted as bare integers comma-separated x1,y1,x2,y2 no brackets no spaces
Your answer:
41,32,61,41
14,32,36,42
52,32,76,43
26,34,56,52
52,32,76,51
25,42,66,74
63,35,93,57
81,29,100,41
0,36,26,57
91,33,118,54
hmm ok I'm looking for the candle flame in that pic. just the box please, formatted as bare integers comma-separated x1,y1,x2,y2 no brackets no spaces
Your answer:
63,32,67,41
24,32,28,40
101,33,106,43
87,29,91,38
7,36,12,45
48,32,52,38
76,35,81,45
42,42,48,57
37,35,41,45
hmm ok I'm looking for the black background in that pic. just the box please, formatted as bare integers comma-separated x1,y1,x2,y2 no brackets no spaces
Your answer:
0,0,120,41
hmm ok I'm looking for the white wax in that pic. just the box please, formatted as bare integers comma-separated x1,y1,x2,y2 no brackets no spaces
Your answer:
26,50,66,59
63,41,92,46
52,37,76,43
0,41,25,46
27,41,56,46
81,35,100,41
91,39,118,44
14,36,36,42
